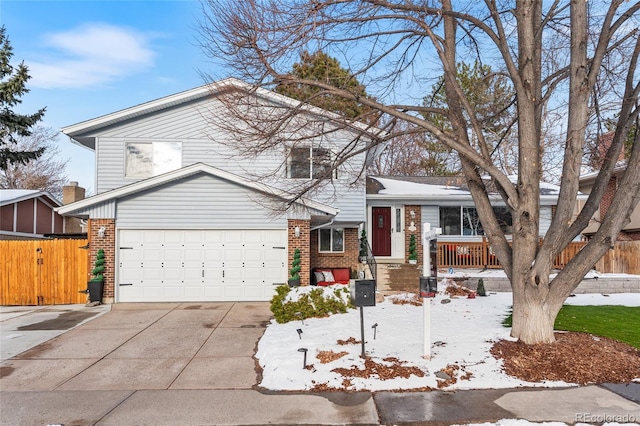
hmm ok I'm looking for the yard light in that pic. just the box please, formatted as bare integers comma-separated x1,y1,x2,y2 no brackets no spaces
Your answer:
372,323,378,340
296,328,303,339
298,347,308,368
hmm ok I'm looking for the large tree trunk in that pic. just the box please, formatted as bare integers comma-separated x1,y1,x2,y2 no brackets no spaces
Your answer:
510,272,563,344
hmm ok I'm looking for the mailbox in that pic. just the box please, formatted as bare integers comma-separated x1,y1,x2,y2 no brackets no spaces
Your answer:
420,276,437,298
351,279,376,307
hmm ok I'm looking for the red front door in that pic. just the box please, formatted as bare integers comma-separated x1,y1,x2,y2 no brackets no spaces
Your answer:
372,207,391,256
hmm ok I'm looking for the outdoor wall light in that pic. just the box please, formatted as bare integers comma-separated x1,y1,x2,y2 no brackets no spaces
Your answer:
98,226,106,238
410,210,416,219
294,226,300,237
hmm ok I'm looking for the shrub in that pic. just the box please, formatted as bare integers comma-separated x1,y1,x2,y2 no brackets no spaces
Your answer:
408,234,418,261
270,284,353,324
90,249,105,282
289,248,301,280
476,278,487,296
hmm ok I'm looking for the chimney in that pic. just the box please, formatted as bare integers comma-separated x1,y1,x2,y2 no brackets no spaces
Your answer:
62,181,86,234
63,181,86,205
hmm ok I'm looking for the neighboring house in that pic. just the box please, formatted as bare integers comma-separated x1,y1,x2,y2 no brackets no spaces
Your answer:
580,162,640,240
57,78,375,303
366,175,584,263
0,190,64,239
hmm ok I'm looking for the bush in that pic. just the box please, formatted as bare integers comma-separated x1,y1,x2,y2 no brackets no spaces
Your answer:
476,278,487,296
90,249,105,282
270,284,353,324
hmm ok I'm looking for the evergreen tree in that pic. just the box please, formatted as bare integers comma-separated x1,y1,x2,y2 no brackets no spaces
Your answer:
275,51,369,120
0,26,46,170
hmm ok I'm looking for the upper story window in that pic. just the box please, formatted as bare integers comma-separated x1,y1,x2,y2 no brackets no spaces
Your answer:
125,142,182,179
288,146,334,179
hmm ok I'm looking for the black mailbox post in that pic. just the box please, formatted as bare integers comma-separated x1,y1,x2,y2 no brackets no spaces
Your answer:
352,279,376,307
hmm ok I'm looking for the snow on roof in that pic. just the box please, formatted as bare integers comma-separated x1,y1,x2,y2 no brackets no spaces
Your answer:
0,189,40,203
373,177,468,196
0,190,63,206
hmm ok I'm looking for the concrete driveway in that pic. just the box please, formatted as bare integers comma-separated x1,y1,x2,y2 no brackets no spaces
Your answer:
2,303,638,426
0,302,379,425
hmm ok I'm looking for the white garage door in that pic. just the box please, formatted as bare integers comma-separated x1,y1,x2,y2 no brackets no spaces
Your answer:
118,229,287,302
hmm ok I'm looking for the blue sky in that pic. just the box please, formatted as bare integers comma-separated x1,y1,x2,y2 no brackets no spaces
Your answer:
2,0,223,194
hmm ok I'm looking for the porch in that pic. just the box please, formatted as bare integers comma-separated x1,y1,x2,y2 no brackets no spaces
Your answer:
437,238,587,270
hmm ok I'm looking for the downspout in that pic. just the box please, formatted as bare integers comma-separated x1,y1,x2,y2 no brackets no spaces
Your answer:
310,217,336,231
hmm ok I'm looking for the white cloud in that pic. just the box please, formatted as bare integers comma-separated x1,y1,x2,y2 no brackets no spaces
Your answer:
28,23,156,89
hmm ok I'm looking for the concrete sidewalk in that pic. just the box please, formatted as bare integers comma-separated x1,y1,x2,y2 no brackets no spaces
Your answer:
1,302,639,425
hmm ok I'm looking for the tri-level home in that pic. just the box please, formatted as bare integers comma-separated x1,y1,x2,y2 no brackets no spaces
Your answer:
58,78,378,303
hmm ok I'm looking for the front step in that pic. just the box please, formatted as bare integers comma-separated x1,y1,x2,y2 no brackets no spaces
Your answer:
376,263,423,294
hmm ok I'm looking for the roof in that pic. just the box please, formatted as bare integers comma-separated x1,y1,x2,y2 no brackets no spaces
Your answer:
56,162,339,217
0,189,62,207
62,78,383,150
579,161,628,184
367,176,582,204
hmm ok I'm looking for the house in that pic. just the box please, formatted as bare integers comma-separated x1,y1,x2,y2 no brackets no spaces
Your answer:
1,190,64,239
579,163,640,240
57,78,377,303
1,184,87,240
366,175,585,264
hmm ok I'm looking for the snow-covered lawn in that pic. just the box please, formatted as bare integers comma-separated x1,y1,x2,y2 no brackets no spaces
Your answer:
256,284,639,391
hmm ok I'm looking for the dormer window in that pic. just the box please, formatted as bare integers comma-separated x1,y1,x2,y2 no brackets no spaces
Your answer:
288,146,334,179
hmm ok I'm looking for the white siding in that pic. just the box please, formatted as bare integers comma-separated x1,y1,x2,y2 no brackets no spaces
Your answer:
116,173,288,229
540,206,553,236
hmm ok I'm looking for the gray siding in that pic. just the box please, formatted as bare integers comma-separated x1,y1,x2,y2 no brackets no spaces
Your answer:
62,200,116,219
116,173,288,229
94,96,367,223
421,205,439,229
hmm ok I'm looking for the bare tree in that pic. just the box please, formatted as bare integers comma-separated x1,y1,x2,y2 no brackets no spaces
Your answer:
198,0,640,344
0,126,68,199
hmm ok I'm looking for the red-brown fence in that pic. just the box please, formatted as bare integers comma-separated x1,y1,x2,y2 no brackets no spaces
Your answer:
437,238,587,270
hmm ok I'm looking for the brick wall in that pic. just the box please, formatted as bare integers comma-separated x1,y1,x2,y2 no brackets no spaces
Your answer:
88,219,116,303
311,227,359,278
404,205,422,263
288,219,310,286
600,176,617,219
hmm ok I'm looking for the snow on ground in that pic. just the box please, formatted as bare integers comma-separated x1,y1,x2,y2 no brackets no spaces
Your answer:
256,284,639,392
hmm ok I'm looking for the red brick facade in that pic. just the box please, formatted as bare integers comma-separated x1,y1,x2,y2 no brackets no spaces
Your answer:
288,219,311,286
310,227,359,279
599,177,640,240
404,205,422,263
88,219,116,302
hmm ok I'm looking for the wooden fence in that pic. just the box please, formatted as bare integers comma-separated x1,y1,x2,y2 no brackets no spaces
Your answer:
594,240,640,275
437,238,587,270
0,239,89,305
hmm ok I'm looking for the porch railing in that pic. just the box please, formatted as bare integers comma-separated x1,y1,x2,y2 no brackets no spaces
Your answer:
437,237,587,270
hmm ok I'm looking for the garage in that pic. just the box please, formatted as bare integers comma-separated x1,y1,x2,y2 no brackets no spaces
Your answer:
118,229,287,302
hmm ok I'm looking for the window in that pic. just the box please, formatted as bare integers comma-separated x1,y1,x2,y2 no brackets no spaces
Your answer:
462,207,483,235
125,142,182,178
440,207,461,236
288,146,333,179
395,208,402,232
440,206,513,236
319,228,344,252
